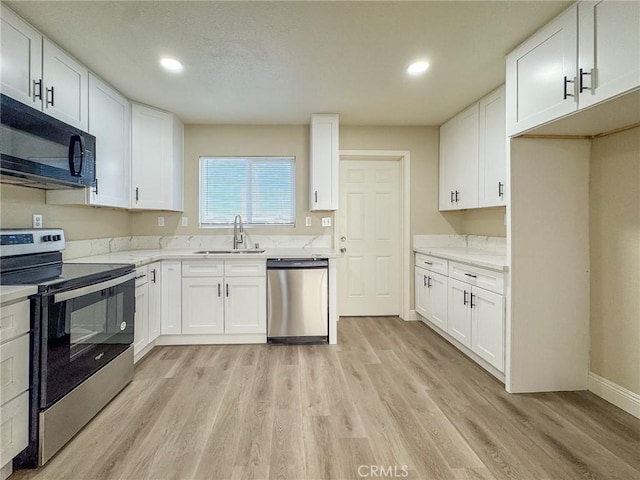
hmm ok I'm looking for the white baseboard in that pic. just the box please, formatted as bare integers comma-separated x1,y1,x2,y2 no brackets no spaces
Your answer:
404,309,419,321
1,461,13,480
588,372,640,419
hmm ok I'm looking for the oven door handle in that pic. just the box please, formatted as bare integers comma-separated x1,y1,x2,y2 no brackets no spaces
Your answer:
53,271,136,303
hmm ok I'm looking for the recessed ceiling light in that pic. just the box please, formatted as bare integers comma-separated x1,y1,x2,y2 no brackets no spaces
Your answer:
160,57,183,72
407,61,430,76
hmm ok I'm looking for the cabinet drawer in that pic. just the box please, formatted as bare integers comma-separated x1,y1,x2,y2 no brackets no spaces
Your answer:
449,262,504,295
0,334,30,405
0,300,30,344
224,260,266,277
182,260,224,277
135,265,149,287
415,253,448,275
0,391,29,466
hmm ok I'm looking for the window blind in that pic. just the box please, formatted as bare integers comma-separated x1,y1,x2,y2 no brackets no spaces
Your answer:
199,157,296,227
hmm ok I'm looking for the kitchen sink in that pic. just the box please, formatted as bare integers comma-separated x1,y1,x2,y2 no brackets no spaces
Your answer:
193,249,265,254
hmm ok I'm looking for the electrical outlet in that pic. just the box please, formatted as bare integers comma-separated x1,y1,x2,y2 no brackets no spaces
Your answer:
305,216,312,227
33,214,43,228
158,216,165,227
181,217,188,227
322,217,331,227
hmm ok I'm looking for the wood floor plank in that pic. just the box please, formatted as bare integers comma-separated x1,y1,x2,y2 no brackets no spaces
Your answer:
268,409,306,480
12,317,640,480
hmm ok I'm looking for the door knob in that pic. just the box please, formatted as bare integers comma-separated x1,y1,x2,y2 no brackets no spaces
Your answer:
340,247,347,253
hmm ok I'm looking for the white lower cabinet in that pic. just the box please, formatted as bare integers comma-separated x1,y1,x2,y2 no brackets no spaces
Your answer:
0,300,30,469
415,266,447,332
415,253,506,373
447,278,472,348
161,261,182,335
148,263,161,342
471,286,505,372
182,277,225,334
133,266,149,357
181,260,266,336
224,277,267,334
133,262,162,360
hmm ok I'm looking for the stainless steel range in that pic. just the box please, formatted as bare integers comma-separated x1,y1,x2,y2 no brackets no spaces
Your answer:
0,229,135,467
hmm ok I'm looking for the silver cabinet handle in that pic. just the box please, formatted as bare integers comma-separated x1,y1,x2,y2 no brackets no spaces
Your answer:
218,283,221,297
463,290,468,306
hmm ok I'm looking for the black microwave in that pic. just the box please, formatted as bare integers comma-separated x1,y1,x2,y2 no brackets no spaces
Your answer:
0,93,96,189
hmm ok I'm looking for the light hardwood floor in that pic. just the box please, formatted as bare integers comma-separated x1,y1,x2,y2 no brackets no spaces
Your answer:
12,317,640,480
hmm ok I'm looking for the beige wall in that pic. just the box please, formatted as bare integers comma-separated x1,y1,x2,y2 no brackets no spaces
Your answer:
131,124,332,237
590,126,640,395
0,184,132,240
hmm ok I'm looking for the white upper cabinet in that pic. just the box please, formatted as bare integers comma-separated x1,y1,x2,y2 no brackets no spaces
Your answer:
577,0,640,109
88,74,131,208
506,4,578,136
42,39,88,131
478,86,506,207
309,114,339,211
2,6,88,130
440,87,506,211
0,5,42,107
131,103,184,211
439,103,479,210
507,1,640,136
47,74,131,208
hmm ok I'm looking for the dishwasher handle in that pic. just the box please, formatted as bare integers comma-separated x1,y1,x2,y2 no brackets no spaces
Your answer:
267,258,328,269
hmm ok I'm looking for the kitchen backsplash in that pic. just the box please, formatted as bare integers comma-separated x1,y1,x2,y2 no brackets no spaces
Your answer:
413,234,506,255
62,234,332,260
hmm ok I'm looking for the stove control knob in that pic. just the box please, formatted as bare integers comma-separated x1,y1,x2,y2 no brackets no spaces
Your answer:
53,235,61,241
42,235,51,242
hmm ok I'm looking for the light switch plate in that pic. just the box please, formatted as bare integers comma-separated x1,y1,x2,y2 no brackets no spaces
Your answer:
305,216,312,227
322,217,331,227
181,217,188,227
158,216,165,227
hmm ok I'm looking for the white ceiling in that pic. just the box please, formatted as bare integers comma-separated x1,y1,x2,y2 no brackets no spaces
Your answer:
6,1,573,125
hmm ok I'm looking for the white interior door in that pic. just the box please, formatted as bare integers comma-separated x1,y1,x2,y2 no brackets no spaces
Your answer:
338,160,401,316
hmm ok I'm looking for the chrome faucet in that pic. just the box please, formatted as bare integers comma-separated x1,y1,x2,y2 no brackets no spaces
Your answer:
233,214,244,249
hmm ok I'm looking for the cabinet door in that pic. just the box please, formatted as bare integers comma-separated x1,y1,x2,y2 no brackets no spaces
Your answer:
309,114,339,211
0,5,42,108
161,261,182,335
578,1,640,109
88,74,131,208
478,86,506,207
182,277,224,334
224,277,266,334
414,268,429,319
506,5,578,135
471,287,505,371
133,283,149,356
429,272,448,331
131,104,172,210
42,38,88,131
438,118,457,210
447,278,471,348
455,104,479,209
0,391,28,466
147,262,161,342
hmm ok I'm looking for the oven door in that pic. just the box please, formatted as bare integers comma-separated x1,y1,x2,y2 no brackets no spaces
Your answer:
40,272,135,409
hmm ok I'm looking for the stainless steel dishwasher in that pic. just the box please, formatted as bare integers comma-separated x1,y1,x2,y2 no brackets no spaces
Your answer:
267,258,329,344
